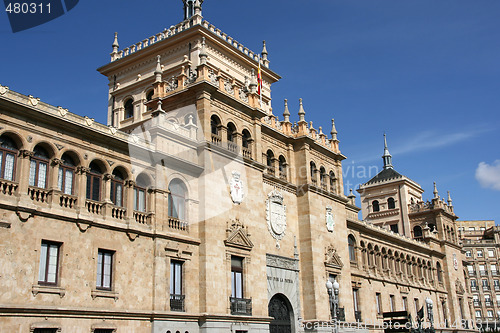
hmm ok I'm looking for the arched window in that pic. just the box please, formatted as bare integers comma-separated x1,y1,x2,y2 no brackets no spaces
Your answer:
58,153,76,195
29,145,50,188
110,169,125,207
266,150,275,175
124,99,134,119
210,115,221,136
436,262,443,282
0,135,18,181
227,122,236,142
242,129,252,159
310,161,317,184
413,225,423,239
348,235,356,262
388,197,395,209
372,200,380,212
329,171,336,193
146,90,154,111
168,179,187,221
278,155,287,180
319,166,326,188
134,174,149,212
86,162,103,201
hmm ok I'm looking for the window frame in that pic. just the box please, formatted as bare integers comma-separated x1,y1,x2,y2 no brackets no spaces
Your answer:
58,155,76,195
170,260,183,296
96,249,114,291
110,175,124,207
0,137,18,181
86,167,102,201
38,240,61,286
133,185,147,212
29,148,49,189
231,256,244,299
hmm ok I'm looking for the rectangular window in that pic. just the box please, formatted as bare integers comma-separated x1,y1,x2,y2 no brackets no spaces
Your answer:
488,310,494,318
414,298,420,316
466,251,471,258
170,260,184,312
86,174,101,201
390,294,395,312
38,241,60,285
170,260,183,296
96,249,113,290
376,293,382,315
469,227,475,231
477,250,483,257
94,330,114,333
29,159,48,188
110,180,123,207
471,280,477,287
483,280,489,287
495,280,500,287
489,250,495,258
33,329,58,333
353,288,359,312
231,256,244,298
390,224,399,233
402,296,408,311
58,167,74,195
0,151,16,181
476,310,481,318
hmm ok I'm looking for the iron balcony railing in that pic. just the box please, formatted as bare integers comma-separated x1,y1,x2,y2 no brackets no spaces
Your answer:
170,294,185,312
355,310,362,322
230,297,252,316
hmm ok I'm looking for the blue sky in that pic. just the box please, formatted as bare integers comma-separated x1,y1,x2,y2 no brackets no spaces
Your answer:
1,0,499,223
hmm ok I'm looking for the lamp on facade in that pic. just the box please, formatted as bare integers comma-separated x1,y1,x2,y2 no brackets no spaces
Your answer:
326,279,340,331
425,297,434,333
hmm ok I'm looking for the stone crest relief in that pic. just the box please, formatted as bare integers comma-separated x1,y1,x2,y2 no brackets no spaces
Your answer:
266,189,286,248
325,245,343,270
326,206,335,232
224,218,253,251
453,253,458,270
230,171,244,204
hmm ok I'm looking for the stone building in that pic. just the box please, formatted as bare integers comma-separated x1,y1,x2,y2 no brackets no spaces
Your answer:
0,1,474,332
457,220,500,327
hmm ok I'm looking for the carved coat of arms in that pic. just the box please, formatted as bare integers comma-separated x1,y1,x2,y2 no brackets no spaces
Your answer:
326,206,335,232
230,171,244,204
453,253,458,270
266,189,286,248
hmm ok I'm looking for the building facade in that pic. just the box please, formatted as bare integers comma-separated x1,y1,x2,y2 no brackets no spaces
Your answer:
458,220,500,327
0,1,475,332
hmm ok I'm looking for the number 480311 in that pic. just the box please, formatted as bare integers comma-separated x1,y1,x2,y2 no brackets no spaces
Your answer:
5,2,51,14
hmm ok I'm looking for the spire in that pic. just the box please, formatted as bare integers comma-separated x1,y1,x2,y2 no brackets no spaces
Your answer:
348,189,356,205
298,98,306,122
154,55,163,82
112,32,119,53
330,119,338,141
283,99,290,122
447,191,453,206
261,40,268,59
433,182,439,199
199,37,207,65
382,133,393,170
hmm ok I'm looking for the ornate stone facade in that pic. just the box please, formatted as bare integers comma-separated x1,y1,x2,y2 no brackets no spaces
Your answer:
0,2,476,333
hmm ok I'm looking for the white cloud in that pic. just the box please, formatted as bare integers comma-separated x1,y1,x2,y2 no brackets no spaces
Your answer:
476,160,500,191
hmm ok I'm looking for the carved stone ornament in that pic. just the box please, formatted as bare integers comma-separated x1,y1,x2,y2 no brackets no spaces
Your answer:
109,126,117,135
325,245,343,269
28,95,40,106
266,189,286,248
455,278,465,294
224,218,253,251
224,79,234,94
326,205,335,232
0,85,9,95
238,87,248,103
165,76,178,92
453,253,458,271
130,134,139,143
84,116,94,126
57,106,68,117
54,143,64,151
230,171,244,204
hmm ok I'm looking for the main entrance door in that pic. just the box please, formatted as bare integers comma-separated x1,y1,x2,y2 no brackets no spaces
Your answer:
269,294,293,333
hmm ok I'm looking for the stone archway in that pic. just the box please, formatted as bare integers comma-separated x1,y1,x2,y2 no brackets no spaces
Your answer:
269,293,293,333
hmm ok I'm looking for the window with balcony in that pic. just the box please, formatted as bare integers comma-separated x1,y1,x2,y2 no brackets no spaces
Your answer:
170,260,184,311
231,256,251,315
278,155,287,180
168,179,187,221
58,153,76,195
319,166,327,189
29,145,50,188
38,241,61,285
329,171,336,193
110,169,125,207
309,161,317,184
0,135,18,181
241,129,252,159
86,162,103,201
96,249,114,290
134,174,149,212
210,115,221,145
266,150,275,176
124,98,134,119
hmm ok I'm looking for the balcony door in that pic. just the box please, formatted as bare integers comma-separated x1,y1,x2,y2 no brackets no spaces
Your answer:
269,293,293,333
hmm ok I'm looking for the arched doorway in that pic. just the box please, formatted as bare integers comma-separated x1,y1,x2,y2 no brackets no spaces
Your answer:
269,294,293,333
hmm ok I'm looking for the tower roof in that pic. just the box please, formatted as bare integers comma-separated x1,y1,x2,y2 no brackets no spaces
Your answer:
364,168,403,185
